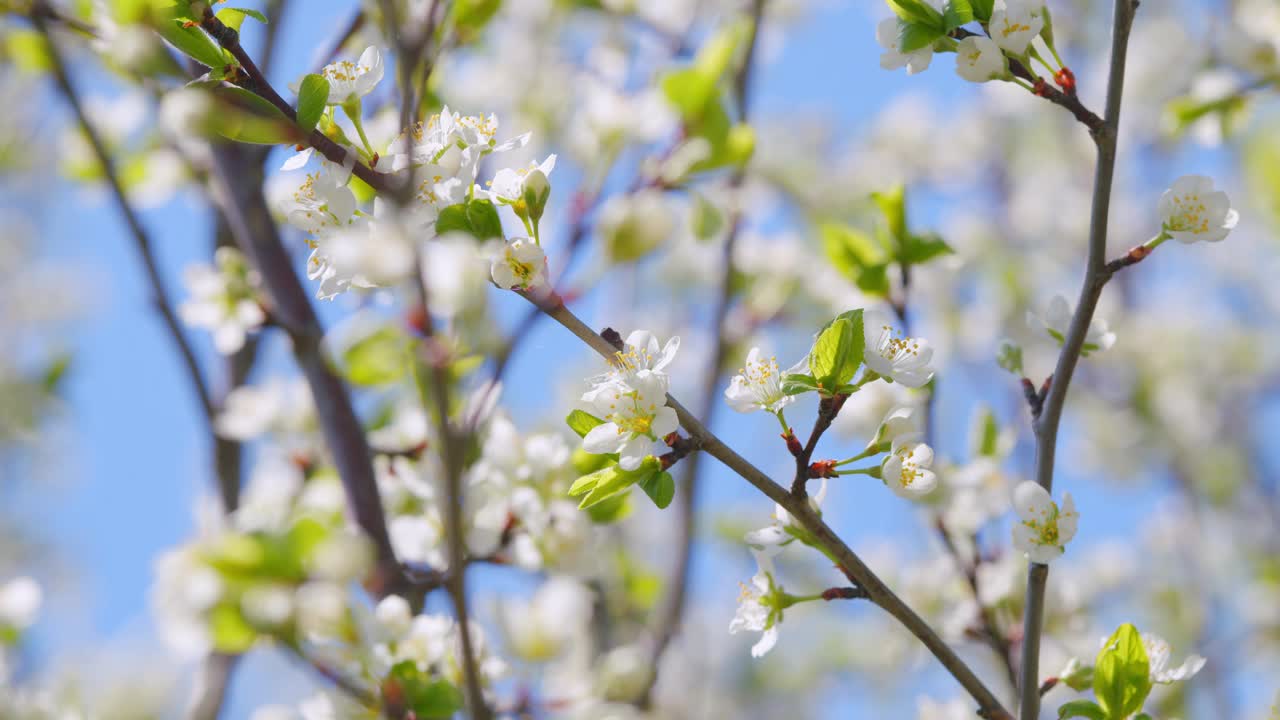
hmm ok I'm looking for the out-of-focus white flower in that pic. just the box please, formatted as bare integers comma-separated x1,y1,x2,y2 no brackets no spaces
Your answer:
497,577,591,662
724,347,797,414
318,47,384,105
877,18,933,75
1159,175,1238,243
1011,481,1079,563
179,247,264,355
1142,633,1207,684
989,0,1045,55
283,169,357,237
597,189,676,263
864,311,934,387
745,479,828,554
0,577,42,632
486,155,556,213
882,434,938,499
490,238,548,291
374,594,414,640
1028,295,1116,355
215,378,315,441
955,36,1007,83
729,551,785,658
582,372,679,471
596,644,654,703
872,405,921,447
421,233,490,316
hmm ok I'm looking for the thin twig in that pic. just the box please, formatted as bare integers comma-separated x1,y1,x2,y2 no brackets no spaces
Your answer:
198,9,393,193
1017,3,1140,719
520,292,1013,720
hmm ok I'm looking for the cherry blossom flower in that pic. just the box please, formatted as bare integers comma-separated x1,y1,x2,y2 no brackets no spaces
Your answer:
1029,295,1116,355
989,0,1045,55
318,47,384,106
881,434,938,499
877,18,933,75
1011,481,1079,563
724,347,797,414
1159,174,1239,243
1143,633,1207,684
490,238,548,291
864,311,935,387
729,551,785,658
582,372,679,471
178,247,265,354
955,36,1007,83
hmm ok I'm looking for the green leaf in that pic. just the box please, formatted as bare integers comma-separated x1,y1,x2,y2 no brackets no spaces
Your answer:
341,326,411,387
585,491,633,523
570,457,661,510
215,7,268,31
209,603,258,653
1094,623,1152,720
820,223,891,298
782,372,819,396
1056,700,1106,720
5,30,52,72
156,18,228,70
691,193,723,240
886,0,945,29
943,0,974,29
809,318,851,388
971,0,995,21
566,410,605,438
449,0,503,38
385,662,464,719
897,20,945,53
295,74,330,133
660,67,718,123
639,471,675,509
435,199,505,241
211,86,300,145
900,232,954,265
973,407,1001,457
872,185,908,247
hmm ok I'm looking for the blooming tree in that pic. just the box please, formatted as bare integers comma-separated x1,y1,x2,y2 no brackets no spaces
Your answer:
3,0,1279,719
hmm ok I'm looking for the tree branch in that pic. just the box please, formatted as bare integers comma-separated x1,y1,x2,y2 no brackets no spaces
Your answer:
519,292,1013,720
1017,3,1140,718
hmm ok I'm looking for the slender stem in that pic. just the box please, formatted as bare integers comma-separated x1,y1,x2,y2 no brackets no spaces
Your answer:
520,293,1013,720
1017,3,1139,718
835,466,878,477
639,0,768,705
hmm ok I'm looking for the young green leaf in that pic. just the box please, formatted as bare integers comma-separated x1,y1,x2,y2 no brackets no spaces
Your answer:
1056,700,1106,720
340,326,410,386
1094,623,1153,720
566,410,605,438
900,233,954,265
215,7,269,31
639,471,676,509
157,19,229,70
971,0,995,22
809,318,852,388
886,0,946,29
943,0,975,29
295,74,329,133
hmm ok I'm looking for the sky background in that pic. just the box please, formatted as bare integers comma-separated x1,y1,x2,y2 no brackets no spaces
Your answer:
5,0,1248,717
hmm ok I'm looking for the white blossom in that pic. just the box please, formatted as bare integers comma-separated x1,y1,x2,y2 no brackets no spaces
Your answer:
1143,633,1207,684
724,347,796,414
1158,174,1239,243
318,46,384,106
582,372,679,471
0,577,42,632
1029,295,1117,355
877,18,934,75
989,0,1045,55
178,247,264,354
729,551,784,658
1011,481,1079,563
490,238,548,291
955,36,1007,83
881,434,938,499
864,311,935,387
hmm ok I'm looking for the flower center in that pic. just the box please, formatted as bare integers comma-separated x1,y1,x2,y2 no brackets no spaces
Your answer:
606,390,659,438
894,447,924,487
322,60,369,83
875,324,922,364
1168,193,1211,234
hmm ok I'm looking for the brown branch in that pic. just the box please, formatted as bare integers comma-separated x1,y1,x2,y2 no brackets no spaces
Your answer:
1017,2,1140,718
519,293,1012,720
198,9,394,193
